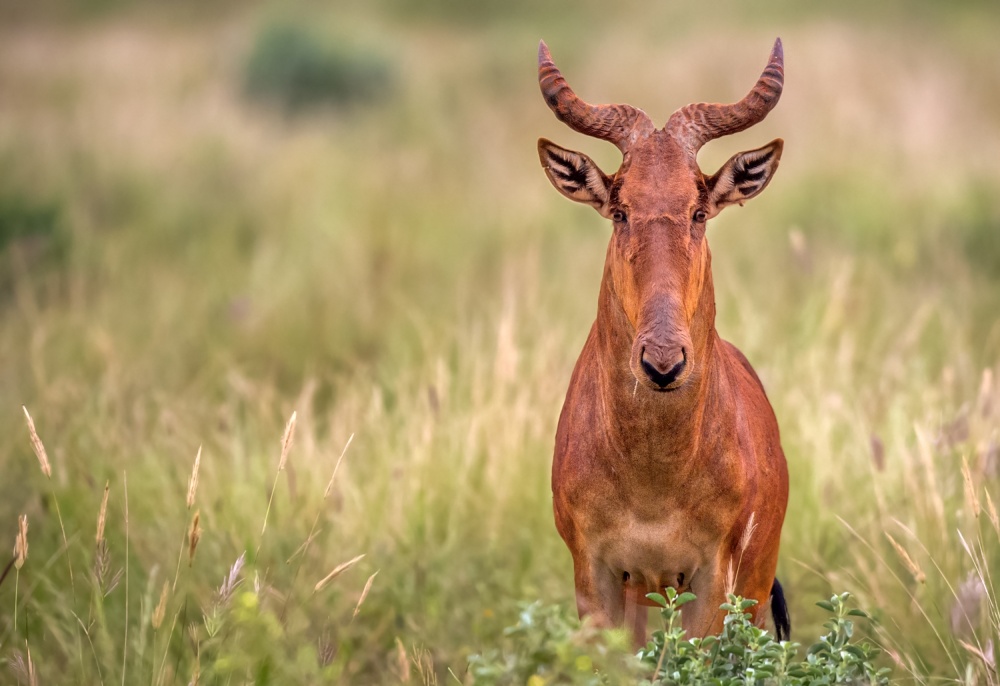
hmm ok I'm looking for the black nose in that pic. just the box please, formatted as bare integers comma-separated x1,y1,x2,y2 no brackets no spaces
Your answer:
641,348,687,388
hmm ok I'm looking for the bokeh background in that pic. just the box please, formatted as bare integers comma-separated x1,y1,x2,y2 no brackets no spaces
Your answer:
1,0,998,682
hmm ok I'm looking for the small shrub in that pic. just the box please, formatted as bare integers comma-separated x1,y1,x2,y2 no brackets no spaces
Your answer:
467,601,644,685
959,184,1000,279
243,23,392,113
0,190,66,294
0,192,62,253
468,590,891,685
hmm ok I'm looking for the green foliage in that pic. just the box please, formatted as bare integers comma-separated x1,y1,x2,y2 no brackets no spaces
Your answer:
243,22,392,113
959,183,1000,278
0,189,66,287
470,591,890,685
638,589,890,685
467,602,643,685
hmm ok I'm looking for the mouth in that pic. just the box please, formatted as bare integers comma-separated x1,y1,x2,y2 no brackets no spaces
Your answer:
636,377,685,393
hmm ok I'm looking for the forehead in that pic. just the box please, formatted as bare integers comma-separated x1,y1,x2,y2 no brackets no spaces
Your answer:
614,132,701,215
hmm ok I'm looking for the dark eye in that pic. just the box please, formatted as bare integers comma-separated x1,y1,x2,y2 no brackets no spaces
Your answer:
612,209,627,223
693,209,707,223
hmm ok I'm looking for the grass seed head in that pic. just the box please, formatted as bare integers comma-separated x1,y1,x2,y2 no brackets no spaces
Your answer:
978,368,994,417
188,510,201,567
187,445,201,510
885,533,926,584
353,570,379,619
14,515,28,570
740,511,758,553
96,481,110,545
725,557,736,596
317,632,336,667
961,455,980,519
985,489,1000,537
314,553,365,592
278,411,297,471
395,637,411,683
958,639,996,674
26,645,37,686
218,552,246,606
22,407,51,479
152,580,169,629
324,433,354,499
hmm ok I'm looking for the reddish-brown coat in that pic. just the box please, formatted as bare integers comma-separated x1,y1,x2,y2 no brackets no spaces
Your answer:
538,40,790,644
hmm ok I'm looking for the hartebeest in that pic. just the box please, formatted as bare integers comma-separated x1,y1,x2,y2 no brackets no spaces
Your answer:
537,38,790,643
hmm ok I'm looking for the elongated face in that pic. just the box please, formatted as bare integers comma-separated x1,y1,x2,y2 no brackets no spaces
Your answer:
540,131,781,390
536,39,784,391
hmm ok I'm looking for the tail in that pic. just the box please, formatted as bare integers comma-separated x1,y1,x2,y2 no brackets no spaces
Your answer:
770,577,791,641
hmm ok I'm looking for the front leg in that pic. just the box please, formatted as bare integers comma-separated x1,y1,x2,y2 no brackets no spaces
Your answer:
680,562,727,638
572,553,625,628
572,553,649,648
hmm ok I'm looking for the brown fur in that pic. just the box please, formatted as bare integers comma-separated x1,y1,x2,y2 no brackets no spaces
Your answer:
537,40,790,644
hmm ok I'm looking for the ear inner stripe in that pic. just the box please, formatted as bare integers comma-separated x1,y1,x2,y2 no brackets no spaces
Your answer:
738,169,767,183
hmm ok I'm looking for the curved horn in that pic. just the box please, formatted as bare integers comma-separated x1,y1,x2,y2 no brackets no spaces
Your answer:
666,38,784,154
538,41,654,152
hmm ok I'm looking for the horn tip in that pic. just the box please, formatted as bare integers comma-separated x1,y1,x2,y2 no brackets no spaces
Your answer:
538,40,551,64
771,37,783,63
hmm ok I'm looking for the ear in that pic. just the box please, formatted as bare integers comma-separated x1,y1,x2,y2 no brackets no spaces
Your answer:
538,138,613,217
705,139,783,218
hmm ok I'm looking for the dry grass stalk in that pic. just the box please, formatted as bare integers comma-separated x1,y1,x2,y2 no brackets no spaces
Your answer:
217,552,246,606
740,511,758,553
9,645,38,686
915,426,947,539
317,632,336,668
959,639,996,675
96,481,110,544
257,412,299,554
22,406,51,478
26,644,37,686
978,368,994,417
395,637,411,683
412,646,438,686
152,581,169,629
724,557,736,596
985,489,1000,537
353,570,379,619
14,515,28,570
314,553,365,592
122,471,130,686
885,533,926,584
279,411,297,471
188,511,201,567
190,642,200,686
324,433,355,499
186,446,201,510
962,455,981,519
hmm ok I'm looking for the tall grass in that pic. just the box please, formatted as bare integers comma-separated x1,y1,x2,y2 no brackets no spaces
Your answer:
0,1,998,682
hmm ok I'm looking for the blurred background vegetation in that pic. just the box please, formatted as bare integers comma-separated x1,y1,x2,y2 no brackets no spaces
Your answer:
0,0,998,683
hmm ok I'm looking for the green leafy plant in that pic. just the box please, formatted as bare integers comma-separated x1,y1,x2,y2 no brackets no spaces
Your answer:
470,590,891,685
467,601,644,685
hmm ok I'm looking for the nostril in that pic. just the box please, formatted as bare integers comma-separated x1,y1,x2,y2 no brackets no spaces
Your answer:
640,347,687,388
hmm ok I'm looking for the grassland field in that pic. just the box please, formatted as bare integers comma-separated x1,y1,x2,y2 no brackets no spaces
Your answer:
1,0,999,683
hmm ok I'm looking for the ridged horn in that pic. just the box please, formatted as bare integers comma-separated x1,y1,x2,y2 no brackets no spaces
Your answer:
666,38,784,154
538,41,654,153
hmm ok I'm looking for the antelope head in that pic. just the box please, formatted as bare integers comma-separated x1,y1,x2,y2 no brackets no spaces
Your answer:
538,39,784,392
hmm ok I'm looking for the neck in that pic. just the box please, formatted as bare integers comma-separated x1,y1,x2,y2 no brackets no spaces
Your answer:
593,266,722,471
